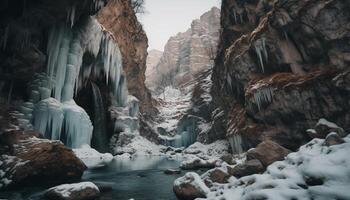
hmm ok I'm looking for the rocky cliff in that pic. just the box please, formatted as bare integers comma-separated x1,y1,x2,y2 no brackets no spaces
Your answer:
145,49,163,88
97,1,156,116
147,7,221,93
212,0,350,152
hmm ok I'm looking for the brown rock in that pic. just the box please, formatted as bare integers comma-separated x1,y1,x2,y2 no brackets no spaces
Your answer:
227,159,265,178
246,140,291,167
0,130,86,189
323,132,345,146
203,168,230,187
44,182,100,200
173,172,209,200
220,154,237,165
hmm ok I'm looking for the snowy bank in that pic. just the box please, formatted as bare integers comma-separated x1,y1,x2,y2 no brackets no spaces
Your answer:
199,134,350,200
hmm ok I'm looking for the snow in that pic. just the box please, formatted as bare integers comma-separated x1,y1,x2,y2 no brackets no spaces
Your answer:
73,145,113,169
46,182,99,198
113,134,164,156
199,134,350,200
317,118,341,129
174,172,210,194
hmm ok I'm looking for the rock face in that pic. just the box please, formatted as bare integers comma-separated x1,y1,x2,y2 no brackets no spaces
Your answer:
147,7,220,93
212,0,350,152
97,1,156,116
44,182,100,200
145,49,163,88
0,131,86,189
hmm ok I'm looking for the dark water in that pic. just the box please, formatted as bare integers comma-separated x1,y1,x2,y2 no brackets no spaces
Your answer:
0,156,183,200
83,156,184,200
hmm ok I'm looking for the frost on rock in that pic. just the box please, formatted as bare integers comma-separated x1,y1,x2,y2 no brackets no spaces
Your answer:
203,135,350,200
45,182,99,198
73,145,113,168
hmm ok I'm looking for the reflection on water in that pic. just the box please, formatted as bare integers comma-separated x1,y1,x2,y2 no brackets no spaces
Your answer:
83,156,183,200
0,156,183,200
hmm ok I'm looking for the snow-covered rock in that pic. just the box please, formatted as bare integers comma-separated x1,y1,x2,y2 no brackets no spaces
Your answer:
73,145,113,169
201,134,350,200
44,182,100,200
174,172,210,200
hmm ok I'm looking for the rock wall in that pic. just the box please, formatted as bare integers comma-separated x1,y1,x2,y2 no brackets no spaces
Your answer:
212,0,350,152
97,0,156,116
147,7,221,93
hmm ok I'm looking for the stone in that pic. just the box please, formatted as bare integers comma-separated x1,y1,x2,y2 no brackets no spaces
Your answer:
227,159,264,178
180,158,217,170
164,169,181,175
44,182,100,200
202,168,230,187
323,132,345,146
220,154,237,165
0,130,86,189
173,172,209,200
246,140,291,167
314,119,345,139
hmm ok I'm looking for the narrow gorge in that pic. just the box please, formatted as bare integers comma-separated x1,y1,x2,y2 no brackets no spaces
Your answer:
0,0,349,200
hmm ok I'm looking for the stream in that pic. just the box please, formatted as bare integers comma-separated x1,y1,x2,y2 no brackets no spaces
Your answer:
0,156,186,200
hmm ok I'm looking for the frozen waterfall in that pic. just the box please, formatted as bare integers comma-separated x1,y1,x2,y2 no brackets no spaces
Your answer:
91,82,109,152
17,16,128,149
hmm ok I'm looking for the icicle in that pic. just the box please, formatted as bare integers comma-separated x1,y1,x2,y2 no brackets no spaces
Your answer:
252,86,274,111
229,134,243,154
67,5,76,28
2,25,9,50
254,38,268,73
6,81,13,106
233,9,237,24
62,100,93,148
33,98,64,140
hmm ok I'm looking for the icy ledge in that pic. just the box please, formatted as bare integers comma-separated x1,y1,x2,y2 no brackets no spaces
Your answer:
195,134,350,200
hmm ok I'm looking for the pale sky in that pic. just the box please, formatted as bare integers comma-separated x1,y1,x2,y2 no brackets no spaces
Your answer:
138,0,221,51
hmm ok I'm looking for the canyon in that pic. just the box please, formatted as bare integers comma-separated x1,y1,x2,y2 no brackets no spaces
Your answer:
0,0,349,199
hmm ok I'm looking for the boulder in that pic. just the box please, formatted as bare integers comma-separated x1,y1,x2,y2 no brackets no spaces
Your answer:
323,132,345,146
220,154,237,165
246,140,291,167
173,172,209,200
0,130,86,189
44,182,100,200
313,119,345,138
164,169,181,175
202,168,230,187
227,159,264,178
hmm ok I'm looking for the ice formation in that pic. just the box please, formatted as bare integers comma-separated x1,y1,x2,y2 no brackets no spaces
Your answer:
252,86,274,111
15,16,130,148
254,38,268,73
228,134,244,155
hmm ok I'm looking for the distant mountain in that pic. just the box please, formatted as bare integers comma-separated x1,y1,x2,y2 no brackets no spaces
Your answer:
146,7,220,93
